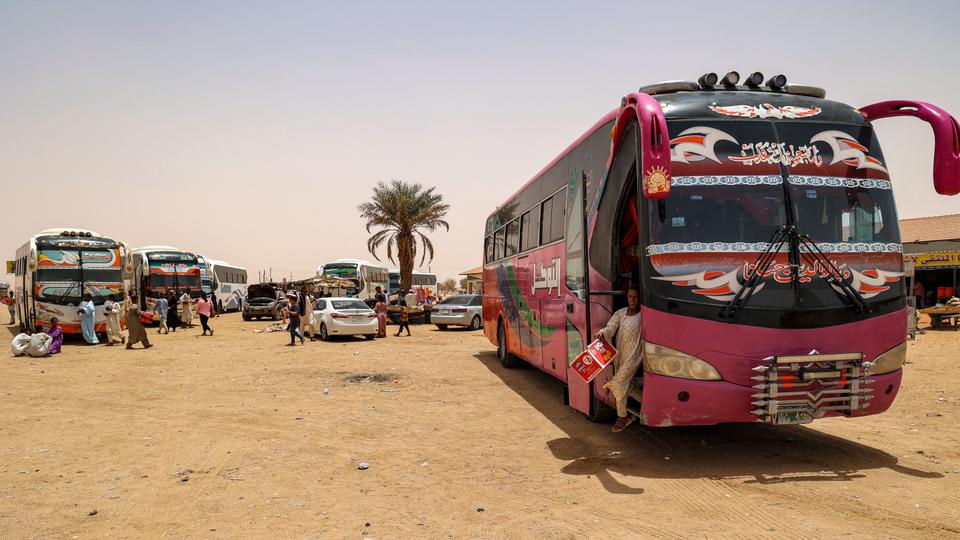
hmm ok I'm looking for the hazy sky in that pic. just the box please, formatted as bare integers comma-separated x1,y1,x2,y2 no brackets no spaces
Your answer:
3,0,959,284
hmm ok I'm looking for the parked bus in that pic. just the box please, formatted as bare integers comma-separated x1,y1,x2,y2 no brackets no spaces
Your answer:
388,269,438,296
484,72,959,427
130,246,202,313
206,258,248,312
318,259,389,301
11,228,128,334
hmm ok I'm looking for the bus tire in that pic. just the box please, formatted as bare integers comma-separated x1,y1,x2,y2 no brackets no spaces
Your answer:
587,390,616,423
469,315,482,330
497,320,520,368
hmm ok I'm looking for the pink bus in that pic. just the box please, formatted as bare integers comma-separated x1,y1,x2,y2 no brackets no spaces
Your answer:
483,72,959,427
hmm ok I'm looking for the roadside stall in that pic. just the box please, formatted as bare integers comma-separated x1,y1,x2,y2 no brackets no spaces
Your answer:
921,298,960,330
294,275,356,298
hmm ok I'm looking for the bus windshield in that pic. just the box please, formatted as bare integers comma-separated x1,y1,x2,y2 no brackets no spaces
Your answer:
644,120,903,317
649,120,900,249
323,264,359,279
35,247,123,304
146,258,201,293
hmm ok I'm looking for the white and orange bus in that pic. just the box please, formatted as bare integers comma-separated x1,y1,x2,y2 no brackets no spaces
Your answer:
12,228,128,334
484,72,959,427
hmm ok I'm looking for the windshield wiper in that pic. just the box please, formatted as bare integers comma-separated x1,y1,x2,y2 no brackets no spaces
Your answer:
797,234,870,314
720,225,789,318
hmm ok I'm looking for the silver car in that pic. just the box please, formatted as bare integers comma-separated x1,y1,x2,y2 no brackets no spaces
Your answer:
432,294,483,330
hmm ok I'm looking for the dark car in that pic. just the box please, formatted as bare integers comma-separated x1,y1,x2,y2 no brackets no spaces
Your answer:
242,283,288,321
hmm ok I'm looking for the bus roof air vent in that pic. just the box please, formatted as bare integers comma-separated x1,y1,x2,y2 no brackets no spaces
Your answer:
638,80,700,96
783,84,827,99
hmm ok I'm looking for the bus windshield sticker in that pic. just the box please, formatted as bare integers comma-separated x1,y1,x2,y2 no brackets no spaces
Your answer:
670,127,736,164
788,176,892,190
672,175,782,187
709,104,821,119
653,263,903,302
810,130,888,172
729,141,823,167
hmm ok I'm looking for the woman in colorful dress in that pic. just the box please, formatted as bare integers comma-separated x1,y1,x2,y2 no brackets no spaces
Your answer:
46,317,64,355
374,286,388,338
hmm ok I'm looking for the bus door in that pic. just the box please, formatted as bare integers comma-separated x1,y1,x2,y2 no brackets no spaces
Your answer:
539,298,566,380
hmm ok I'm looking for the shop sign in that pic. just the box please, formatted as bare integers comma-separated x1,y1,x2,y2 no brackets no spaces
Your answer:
905,251,960,268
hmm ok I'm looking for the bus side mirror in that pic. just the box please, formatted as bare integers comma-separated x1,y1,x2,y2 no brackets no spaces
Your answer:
859,100,960,196
610,92,672,200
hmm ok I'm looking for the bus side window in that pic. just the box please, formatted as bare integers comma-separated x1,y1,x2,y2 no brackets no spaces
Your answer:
485,236,494,263
540,198,553,244
550,190,565,243
540,190,565,244
505,220,519,257
520,210,538,252
495,229,505,261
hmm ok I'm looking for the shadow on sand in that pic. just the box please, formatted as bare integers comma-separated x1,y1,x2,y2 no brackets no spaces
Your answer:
474,350,942,494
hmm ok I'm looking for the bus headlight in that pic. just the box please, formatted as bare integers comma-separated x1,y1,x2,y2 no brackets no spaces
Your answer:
867,342,907,375
644,342,722,381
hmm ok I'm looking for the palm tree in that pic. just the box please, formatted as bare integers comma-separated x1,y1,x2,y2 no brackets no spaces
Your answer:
359,180,450,292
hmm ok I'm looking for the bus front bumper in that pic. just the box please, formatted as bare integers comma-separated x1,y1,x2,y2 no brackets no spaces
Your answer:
635,369,903,427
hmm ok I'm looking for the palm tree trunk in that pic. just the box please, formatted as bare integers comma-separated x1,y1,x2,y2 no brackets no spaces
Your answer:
398,233,414,293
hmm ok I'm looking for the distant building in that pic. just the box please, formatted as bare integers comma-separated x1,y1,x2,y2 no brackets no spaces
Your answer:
459,266,483,295
901,213,960,306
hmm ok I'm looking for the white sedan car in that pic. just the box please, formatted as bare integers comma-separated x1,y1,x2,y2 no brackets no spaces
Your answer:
312,297,378,341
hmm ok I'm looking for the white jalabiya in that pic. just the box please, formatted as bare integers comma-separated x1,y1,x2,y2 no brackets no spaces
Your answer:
599,308,643,418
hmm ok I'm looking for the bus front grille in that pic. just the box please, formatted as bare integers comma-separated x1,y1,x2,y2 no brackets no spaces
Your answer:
749,353,872,425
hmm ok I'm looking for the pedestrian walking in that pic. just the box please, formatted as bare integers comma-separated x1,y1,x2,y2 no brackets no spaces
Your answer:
77,293,99,345
103,294,126,346
303,292,317,340
6,291,15,325
196,292,215,336
165,289,181,332
394,299,411,337
155,294,169,334
283,292,304,346
374,286,388,338
179,291,194,327
125,294,153,349
210,290,220,318
298,287,309,338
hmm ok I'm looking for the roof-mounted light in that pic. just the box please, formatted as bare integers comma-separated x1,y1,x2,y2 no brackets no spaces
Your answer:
745,72,764,87
766,74,788,90
721,71,740,87
697,72,718,88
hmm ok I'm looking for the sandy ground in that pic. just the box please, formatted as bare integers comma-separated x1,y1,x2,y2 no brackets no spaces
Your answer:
1,313,959,539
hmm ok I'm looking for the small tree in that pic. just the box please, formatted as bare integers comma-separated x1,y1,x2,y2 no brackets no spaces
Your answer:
439,278,457,295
